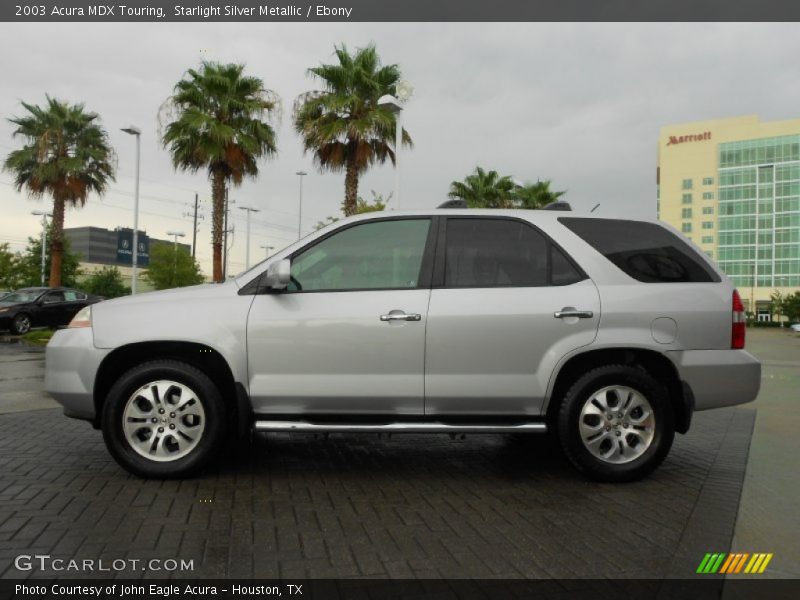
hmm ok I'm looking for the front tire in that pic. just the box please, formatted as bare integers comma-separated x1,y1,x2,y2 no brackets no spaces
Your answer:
557,365,674,483
11,313,32,335
101,360,227,478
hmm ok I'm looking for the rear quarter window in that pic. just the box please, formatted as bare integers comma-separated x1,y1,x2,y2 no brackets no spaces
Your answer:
559,217,720,283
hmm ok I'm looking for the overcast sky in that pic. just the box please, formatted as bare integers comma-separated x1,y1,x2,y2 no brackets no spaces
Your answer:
2,22,800,276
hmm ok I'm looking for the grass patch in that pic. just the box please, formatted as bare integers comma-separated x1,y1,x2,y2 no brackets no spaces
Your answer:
21,329,55,345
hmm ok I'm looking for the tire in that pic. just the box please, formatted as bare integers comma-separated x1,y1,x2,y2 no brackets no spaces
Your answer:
557,364,674,483
101,360,227,478
11,313,32,335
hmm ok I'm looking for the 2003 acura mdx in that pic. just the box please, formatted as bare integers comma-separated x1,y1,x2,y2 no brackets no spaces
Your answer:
44,207,761,482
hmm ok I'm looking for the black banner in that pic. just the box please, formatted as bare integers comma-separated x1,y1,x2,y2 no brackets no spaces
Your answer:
116,229,149,267
4,0,800,22
3,579,800,600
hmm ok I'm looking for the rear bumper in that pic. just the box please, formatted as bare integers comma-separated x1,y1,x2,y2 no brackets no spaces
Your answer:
44,327,108,421
666,349,761,411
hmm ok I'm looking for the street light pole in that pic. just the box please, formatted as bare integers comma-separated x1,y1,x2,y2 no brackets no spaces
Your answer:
121,126,141,294
296,171,307,239
31,211,52,287
378,80,413,210
238,206,260,270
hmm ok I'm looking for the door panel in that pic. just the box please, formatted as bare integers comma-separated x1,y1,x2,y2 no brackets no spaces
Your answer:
424,279,600,416
247,290,430,415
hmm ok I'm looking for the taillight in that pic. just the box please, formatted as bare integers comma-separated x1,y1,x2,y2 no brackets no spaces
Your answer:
732,289,746,349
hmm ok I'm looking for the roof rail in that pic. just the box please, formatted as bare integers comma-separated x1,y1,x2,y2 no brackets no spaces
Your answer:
541,201,572,211
437,199,467,209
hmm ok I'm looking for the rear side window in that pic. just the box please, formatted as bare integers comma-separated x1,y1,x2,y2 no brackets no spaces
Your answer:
444,218,584,287
559,217,720,283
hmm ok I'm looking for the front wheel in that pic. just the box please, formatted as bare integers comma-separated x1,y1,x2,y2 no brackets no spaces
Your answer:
101,360,227,478
557,365,674,482
11,313,32,335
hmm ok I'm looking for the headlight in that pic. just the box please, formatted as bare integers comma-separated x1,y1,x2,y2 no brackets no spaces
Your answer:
68,306,92,328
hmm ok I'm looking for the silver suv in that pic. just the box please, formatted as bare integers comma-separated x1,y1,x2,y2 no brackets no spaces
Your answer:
44,209,761,482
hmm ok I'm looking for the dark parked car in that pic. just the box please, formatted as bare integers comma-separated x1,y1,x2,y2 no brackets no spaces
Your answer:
0,287,103,335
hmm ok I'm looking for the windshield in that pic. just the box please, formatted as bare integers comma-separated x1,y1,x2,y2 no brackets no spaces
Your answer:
1,291,42,303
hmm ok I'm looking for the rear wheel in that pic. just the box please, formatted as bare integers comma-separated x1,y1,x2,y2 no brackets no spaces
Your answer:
557,365,674,482
101,360,226,478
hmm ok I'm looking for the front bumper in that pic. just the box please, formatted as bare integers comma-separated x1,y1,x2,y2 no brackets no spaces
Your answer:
44,327,109,421
666,349,761,411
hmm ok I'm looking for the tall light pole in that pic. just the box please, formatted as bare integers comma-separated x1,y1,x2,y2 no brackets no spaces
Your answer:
260,244,275,258
296,171,307,239
121,126,141,294
238,206,260,269
31,211,52,286
378,80,413,209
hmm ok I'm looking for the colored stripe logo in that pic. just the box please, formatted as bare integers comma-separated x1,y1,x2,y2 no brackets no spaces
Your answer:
696,553,773,574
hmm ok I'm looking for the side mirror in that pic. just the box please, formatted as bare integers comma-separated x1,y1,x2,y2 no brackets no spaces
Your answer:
264,258,291,290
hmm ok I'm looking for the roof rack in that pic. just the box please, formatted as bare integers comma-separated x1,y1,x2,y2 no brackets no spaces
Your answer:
437,199,467,209
541,201,572,211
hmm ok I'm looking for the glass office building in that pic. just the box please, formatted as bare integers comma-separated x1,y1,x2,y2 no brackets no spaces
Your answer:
658,116,800,316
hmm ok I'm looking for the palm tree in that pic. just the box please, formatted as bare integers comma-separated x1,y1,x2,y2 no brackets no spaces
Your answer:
294,44,411,216
513,179,566,209
4,97,115,287
448,167,516,208
161,62,280,282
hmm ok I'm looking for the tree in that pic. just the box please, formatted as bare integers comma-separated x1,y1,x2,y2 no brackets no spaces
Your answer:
0,243,21,290
513,180,566,209
782,291,800,323
448,167,567,209
295,44,411,217
314,190,389,230
448,167,516,208
161,62,280,282
3,96,115,286
770,290,785,323
144,243,205,290
83,266,129,299
14,227,82,288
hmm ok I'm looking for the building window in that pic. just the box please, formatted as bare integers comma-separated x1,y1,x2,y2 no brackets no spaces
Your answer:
682,193,693,204
703,177,714,185
682,223,693,233
682,179,693,190
703,206,714,215
702,221,714,230
703,192,714,200
702,236,714,244
682,208,692,218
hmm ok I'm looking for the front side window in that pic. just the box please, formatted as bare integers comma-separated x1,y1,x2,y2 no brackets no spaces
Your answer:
444,218,583,287
288,219,431,292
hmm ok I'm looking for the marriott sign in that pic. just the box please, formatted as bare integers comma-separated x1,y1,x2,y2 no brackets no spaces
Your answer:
667,131,712,146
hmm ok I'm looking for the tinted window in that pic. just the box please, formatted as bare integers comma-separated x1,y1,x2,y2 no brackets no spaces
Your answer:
42,291,65,303
289,219,431,292
551,245,583,286
63,291,78,301
445,219,550,287
559,217,720,283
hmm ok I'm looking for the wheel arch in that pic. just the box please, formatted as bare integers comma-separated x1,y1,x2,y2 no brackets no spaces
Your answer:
93,341,251,437
545,347,693,434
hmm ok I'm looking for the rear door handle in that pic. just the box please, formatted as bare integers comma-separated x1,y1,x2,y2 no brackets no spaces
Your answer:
554,308,594,319
380,312,422,322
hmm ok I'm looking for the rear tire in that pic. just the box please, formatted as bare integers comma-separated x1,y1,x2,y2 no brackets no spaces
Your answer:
101,360,227,478
557,364,674,482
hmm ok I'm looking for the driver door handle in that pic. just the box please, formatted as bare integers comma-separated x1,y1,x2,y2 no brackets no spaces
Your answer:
380,312,422,322
554,308,594,319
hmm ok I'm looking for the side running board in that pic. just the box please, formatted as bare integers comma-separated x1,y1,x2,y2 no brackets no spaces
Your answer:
253,421,547,434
